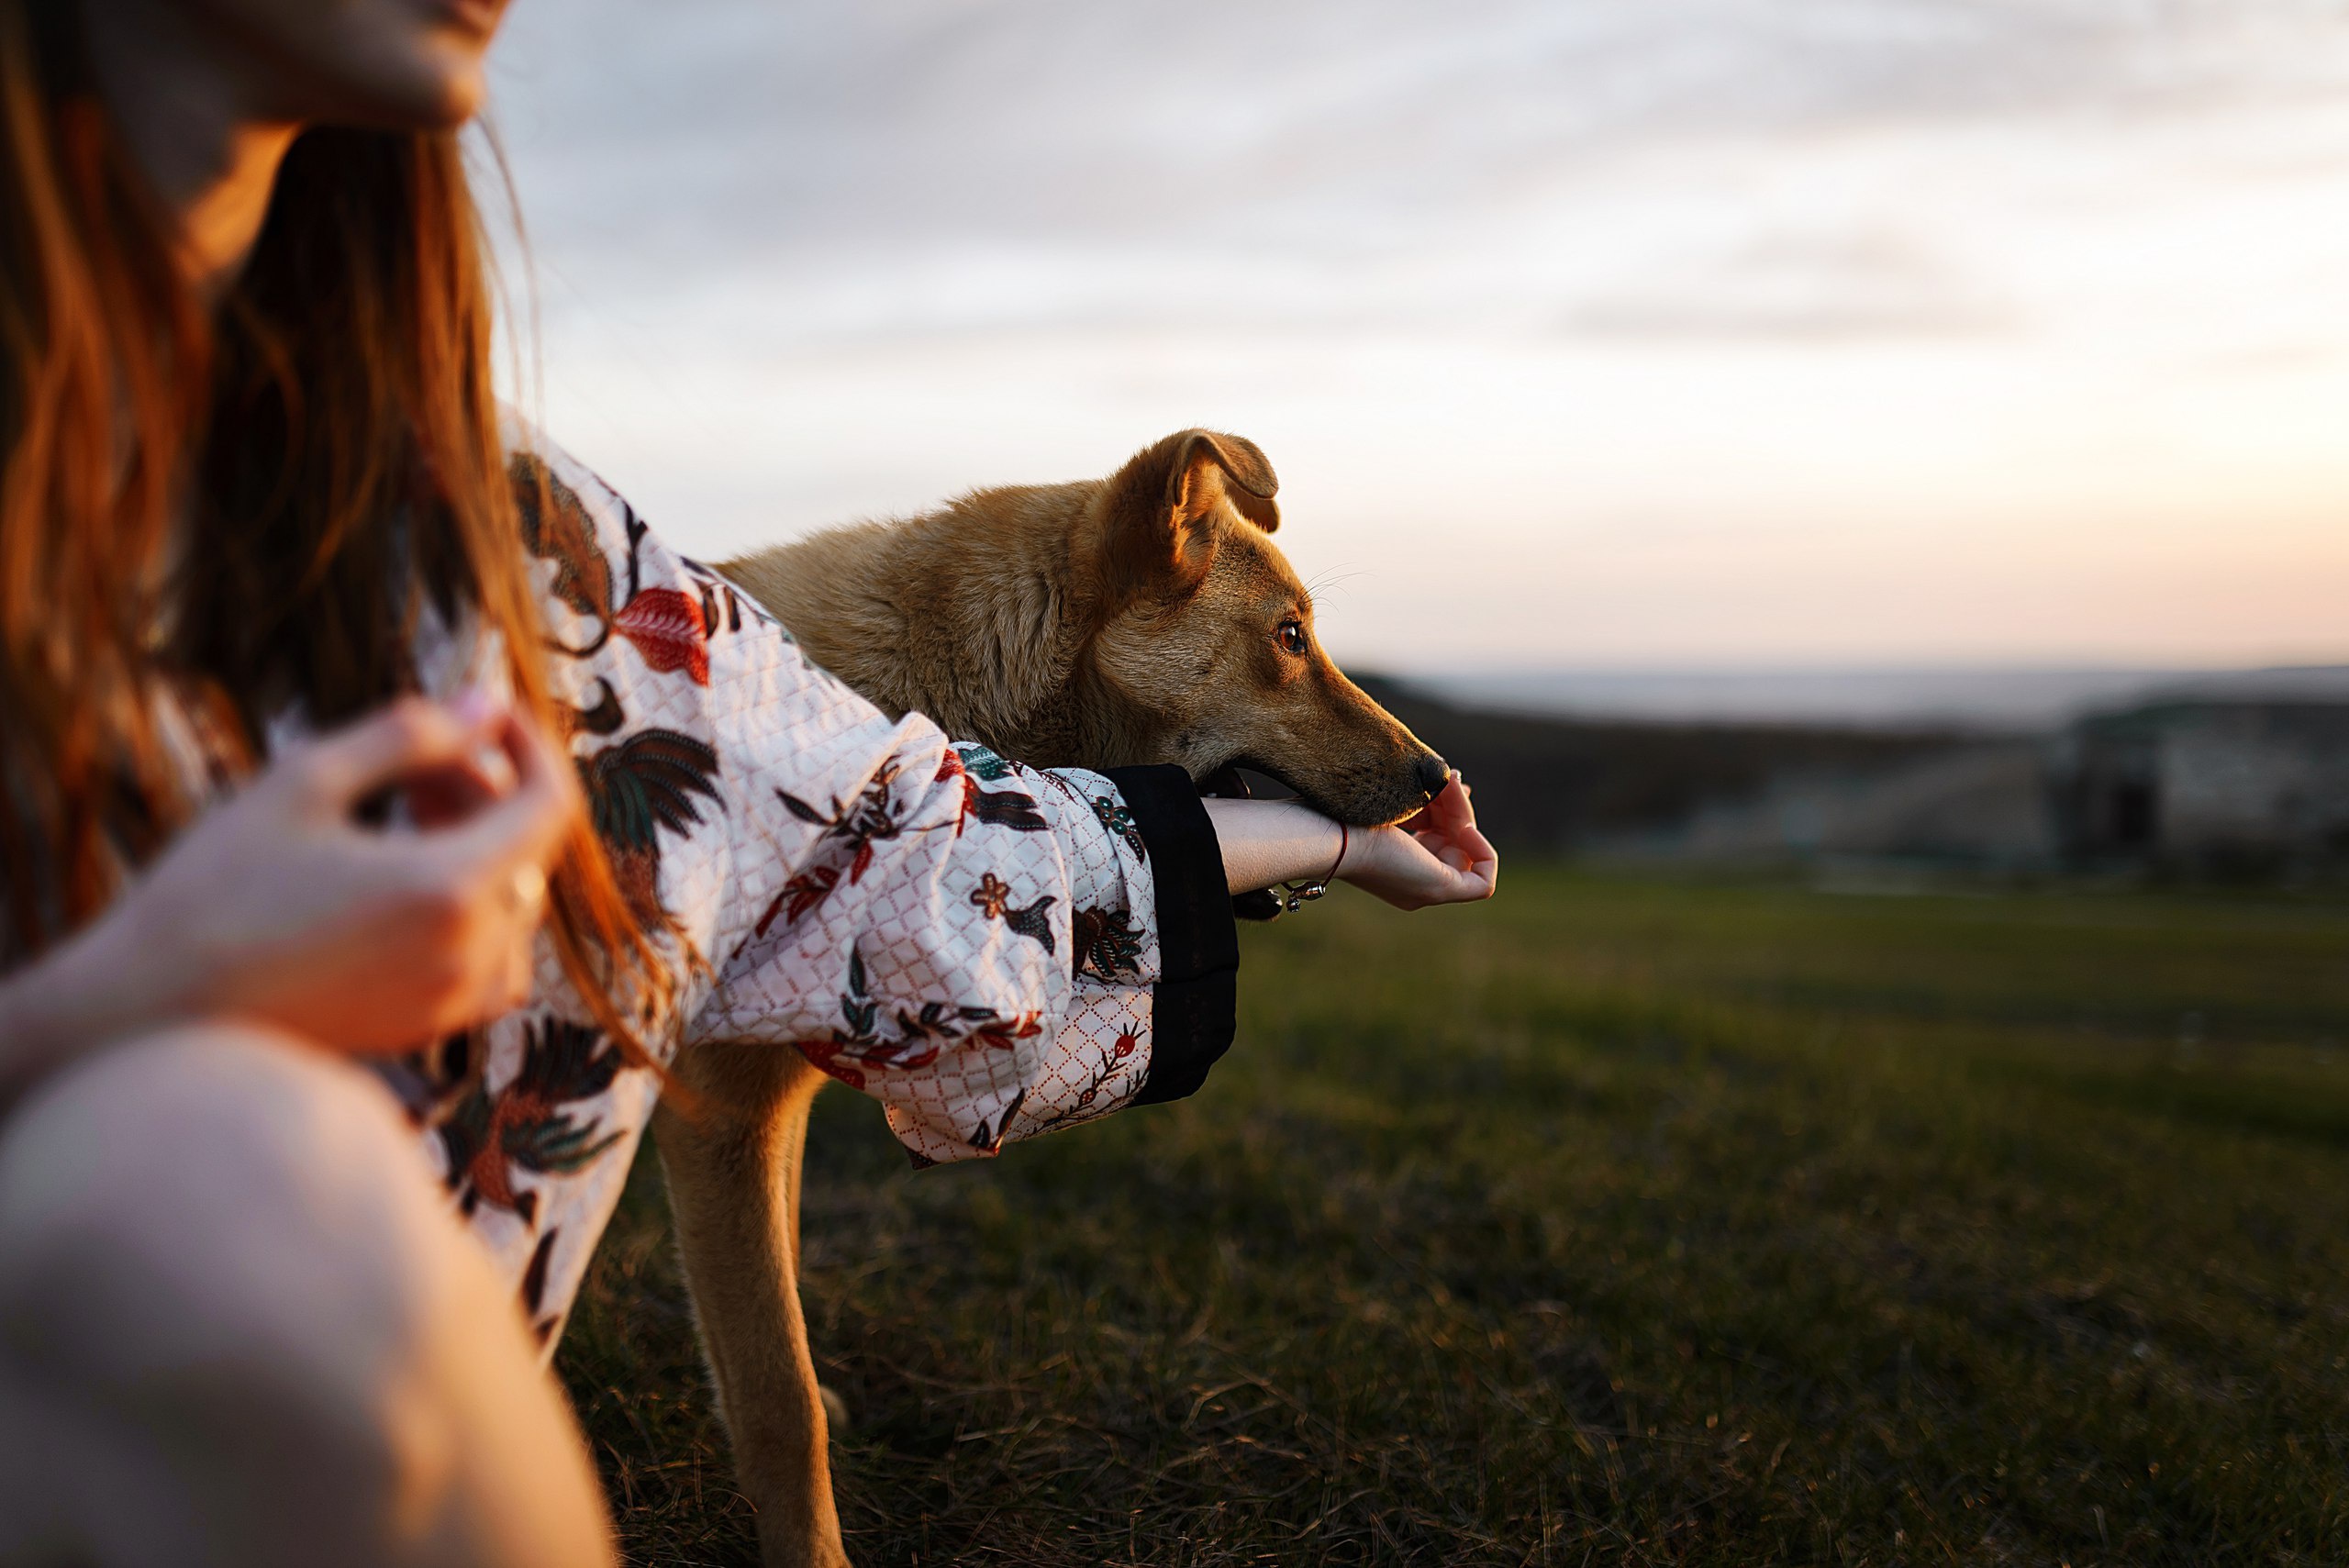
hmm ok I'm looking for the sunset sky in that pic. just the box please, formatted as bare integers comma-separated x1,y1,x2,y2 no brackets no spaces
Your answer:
486,0,2349,676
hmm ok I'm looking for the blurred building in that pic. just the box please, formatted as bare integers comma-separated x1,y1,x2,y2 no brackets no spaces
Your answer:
1650,669,2349,875
2052,671,2349,873
1672,741,2055,871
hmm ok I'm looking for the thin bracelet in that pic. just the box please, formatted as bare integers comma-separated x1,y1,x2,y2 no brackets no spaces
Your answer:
1276,822,1347,914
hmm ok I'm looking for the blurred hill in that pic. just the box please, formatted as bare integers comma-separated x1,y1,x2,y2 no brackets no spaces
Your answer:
1348,673,1965,855
1353,669,2349,877
1408,666,2198,731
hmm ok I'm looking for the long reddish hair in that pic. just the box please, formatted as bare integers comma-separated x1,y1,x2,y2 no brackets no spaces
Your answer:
0,1,666,1052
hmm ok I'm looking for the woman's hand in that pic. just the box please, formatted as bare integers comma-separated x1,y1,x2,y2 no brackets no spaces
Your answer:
0,694,578,1077
1336,773,1498,911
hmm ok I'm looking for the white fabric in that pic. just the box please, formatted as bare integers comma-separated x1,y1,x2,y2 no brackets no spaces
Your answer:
384,439,1173,1343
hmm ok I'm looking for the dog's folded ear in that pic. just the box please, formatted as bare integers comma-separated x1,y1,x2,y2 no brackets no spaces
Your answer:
1100,428,1280,597
1172,430,1279,536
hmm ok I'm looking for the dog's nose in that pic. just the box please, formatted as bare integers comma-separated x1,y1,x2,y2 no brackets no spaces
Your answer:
1410,753,1451,803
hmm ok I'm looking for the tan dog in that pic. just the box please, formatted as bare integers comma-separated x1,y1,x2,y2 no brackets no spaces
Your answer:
651,431,1444,1568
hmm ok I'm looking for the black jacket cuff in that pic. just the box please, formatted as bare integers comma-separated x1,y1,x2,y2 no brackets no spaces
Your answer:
1103,764,1238,1106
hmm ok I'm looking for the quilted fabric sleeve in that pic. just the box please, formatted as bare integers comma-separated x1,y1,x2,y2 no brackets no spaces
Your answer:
519,443,1239,1166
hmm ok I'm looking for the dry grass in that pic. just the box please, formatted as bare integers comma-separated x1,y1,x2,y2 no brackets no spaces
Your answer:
560,867,2349,1565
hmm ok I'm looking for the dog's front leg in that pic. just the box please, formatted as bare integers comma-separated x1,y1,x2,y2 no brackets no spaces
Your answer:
653,1044,849,1568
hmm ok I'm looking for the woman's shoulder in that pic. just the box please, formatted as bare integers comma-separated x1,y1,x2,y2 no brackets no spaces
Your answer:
502,417,745,573
502,426,795,684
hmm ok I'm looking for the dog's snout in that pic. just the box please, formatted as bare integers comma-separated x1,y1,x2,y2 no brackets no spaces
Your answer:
1410,752,1450,803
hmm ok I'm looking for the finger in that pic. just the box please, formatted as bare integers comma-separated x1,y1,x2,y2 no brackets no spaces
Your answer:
1409,817,1475,862
496,928,538,1015
497,706,584,824
1447,772,1479,825
295,694,500,811
1440,773,1479,829
404,756,513,829
1415,791,1494,870
1421,823,1494,900
1465,828,1498,896
429,710,580,876
1413,776,1469,839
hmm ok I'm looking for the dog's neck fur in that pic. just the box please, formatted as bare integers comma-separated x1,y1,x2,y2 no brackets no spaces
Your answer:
721,482,1160,770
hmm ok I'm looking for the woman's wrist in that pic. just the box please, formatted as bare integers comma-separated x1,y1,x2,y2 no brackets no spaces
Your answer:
1200,797,1350,895
1332,822,1389,884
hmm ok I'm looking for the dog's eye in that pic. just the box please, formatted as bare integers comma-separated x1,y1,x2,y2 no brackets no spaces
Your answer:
1275,619,1308,656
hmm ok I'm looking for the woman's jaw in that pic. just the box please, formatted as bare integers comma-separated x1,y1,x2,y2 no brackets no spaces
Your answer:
87,0,510,129
77,0,513,290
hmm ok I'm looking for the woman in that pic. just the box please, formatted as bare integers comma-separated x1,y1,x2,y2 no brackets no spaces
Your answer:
0,1,1497,1564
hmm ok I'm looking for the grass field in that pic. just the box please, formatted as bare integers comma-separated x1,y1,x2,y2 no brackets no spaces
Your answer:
559,867,2349,1565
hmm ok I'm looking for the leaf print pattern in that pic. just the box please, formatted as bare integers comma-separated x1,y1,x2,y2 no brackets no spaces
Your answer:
797,945,952,1087
778,763,940,884
380,1029,479,1129
677,554,774,641
1092,795,1147,860
972,873,1058,953
1036,770,1086,801
965,1011,1044,1053
612,585,710,685
793,943,1047,1092
578,728,723,930
569,677,628,738
437,1018,628,1225
517,452,714,684
582,728,722,850
755,864,841,937
935,748,1050,836
513,457,614,636
952,742,1020,782
1016,1030,1143,1139
522,1229,563,1344
968,1086,1029,1155
1071,906,1143,982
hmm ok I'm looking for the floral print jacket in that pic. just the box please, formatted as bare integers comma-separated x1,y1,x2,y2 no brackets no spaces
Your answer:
381,439,1239,1346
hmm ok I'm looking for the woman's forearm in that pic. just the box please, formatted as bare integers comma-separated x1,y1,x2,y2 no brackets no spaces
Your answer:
0,902,177,1107
1201,798,1348,895
1203,776,1497,912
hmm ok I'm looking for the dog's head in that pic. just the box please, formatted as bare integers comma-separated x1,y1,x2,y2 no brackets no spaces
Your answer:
1082,429,1449,828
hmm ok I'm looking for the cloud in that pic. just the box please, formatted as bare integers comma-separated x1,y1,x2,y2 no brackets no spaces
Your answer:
482,1,2349,666
1568,228,2014,342
492,0,2349,256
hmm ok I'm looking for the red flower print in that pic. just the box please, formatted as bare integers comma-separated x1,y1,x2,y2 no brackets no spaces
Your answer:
970,873,1057,953
972,873,1012,917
